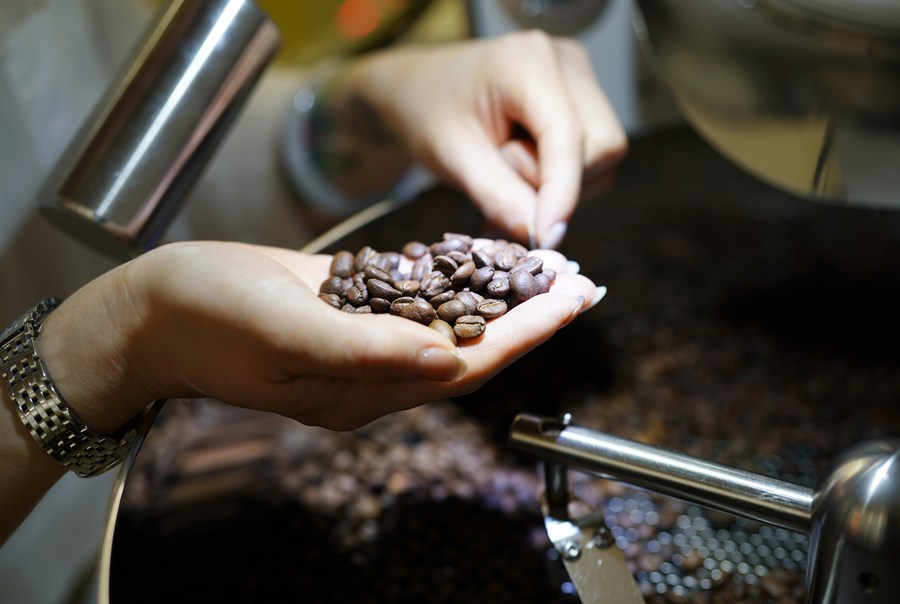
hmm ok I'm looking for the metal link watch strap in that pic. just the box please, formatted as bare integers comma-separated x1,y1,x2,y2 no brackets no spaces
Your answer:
1,298,137,477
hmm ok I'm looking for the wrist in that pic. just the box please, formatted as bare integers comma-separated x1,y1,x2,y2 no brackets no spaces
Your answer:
35,267,159,437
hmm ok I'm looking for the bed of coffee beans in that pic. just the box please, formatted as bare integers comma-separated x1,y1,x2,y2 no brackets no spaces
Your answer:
318,233,557,342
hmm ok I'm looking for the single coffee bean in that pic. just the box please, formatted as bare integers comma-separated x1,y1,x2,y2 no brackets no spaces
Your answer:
433,255,458,277
443,232,474,248
319,293,342,309
437,299,468,323
542,268,557,281
508,242,529,258
476,298,508,320
428,319,457,345
429,237,469,257
420,272,450,298
394,279,421,297
534,272,552,294
511,255,543,275
471,249,494,269
372,254,394,273
411,256,433,282
389,296,417,316
368,279,402,301
454,315,486,339
495,247,519,271
402,241,428,259
347,285,369,306
370,297,392,313
382,251,401,271
354,246,378,271
399,299,437,325
429,290,456,308
450,261,476,285
469,266,494,291
330,251,355,278
454,291,480,315
447,251,469,266
320,276,345,296
355,305,372,314
364,265,393,284
510,270,538,301
486,277,510,298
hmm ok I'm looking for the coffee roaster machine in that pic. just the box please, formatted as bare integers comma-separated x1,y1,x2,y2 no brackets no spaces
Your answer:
35,1,900,603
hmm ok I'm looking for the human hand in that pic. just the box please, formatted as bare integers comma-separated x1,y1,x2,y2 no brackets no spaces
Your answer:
335,31,627,248
37,241,602,433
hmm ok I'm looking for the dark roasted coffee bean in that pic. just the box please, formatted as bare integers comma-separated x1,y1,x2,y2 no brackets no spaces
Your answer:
364,265,393,285
443,232,473,248
534,272,552,294
320,276,345,296
411,256,433,282
420,272,450,298
469,266,494,291
394,279,421,297
389,296,416,316
352,273,366,290
508,242,529,258
476,298,508,320
512,255,543,275
450,261,476,285
437,299,468,323
373,254,394,273
347,285,369,306
454,315,486,339
399,299,437,325
330,251,355,278
495,247,519,271
429,290,456,308
447,251,469,266
354,246,378,271
510,270,537,301
433,255,458,277
382,252,401,270
402,241,428,259
429,237,469,257
319,293,342,309
471,249,494,269
454,291,480,315
486,277,510,298
428,319,457,344
370,297,392,313
368,279,401,301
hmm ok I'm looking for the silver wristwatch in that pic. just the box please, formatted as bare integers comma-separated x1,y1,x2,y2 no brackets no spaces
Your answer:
1,298,137,477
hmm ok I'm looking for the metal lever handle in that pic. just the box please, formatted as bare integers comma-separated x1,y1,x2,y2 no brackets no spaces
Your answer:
509,413,814,533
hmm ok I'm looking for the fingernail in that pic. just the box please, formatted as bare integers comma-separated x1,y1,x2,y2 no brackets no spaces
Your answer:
587,286,608,309
559,295,585,329
566,260,581,275
540,222,567,250
419,346,467,381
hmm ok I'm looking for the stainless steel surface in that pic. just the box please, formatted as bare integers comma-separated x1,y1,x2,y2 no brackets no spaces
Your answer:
510,413,815,533
632,0,900,209
39,0,281,260
510,414,900,604
806,440,900,604
544,512,645,604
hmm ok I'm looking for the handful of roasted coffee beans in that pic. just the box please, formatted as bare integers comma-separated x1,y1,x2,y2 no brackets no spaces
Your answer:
318,233,557,342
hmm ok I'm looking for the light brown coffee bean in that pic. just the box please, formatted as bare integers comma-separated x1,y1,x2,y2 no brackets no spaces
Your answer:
402,241,428,259
454,315,486,339
399,299,437,325
476,299,508,320
437,299,468,323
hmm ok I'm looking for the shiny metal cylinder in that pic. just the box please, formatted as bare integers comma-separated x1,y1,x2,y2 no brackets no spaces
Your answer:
509,413,814,532
39,0,281,260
